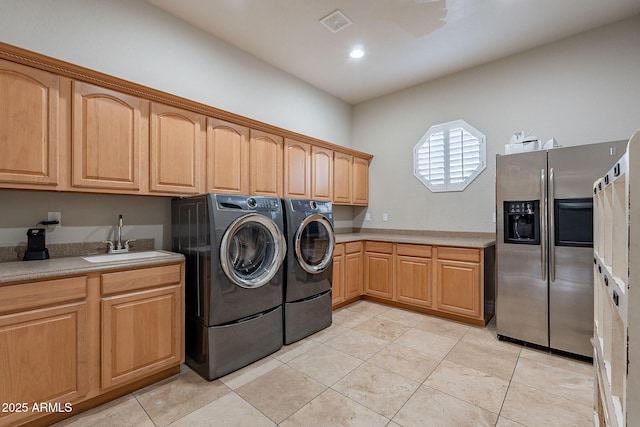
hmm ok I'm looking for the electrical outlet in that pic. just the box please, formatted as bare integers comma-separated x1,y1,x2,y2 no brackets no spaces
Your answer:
383,213,388,222
48,211,61,227
365,212,371,221
492,212,496,223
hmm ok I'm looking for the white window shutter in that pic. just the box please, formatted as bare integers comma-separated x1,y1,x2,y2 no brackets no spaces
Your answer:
413,120,486,192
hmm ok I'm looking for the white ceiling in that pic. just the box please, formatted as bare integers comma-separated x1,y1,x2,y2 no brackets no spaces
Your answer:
146,0,640,104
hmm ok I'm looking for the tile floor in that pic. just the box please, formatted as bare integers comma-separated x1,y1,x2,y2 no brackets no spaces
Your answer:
54,301,594,427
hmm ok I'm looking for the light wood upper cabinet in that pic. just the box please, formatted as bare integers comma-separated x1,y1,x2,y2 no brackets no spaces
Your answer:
333,152,352,204
72,81,148,192
0,60,61,188
150,103,205,195
333,152,369,206
352,156,369,206
250,129,283,197
284,138,310,199
206,118,249,195
0,54,373,198
311,146,333,201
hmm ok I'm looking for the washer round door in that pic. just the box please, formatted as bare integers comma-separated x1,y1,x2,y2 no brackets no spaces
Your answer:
295,214,335,274
220,213,286,288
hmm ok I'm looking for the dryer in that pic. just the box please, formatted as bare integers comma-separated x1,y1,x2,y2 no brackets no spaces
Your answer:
282,198,335,344
172,194,286,380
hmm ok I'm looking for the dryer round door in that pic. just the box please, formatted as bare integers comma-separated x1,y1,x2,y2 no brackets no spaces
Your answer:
295,214,335,274
220,213,286,289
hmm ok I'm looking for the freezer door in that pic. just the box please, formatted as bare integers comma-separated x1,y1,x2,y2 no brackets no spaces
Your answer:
496,150,548,347
547,141,626,357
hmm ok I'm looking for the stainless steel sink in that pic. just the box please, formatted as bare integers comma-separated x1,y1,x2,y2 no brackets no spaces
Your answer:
83,251,170,263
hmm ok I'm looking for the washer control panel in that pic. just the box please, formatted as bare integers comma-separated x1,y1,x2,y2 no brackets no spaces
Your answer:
247,197,280,210
216,195,281,211
289,199,332,213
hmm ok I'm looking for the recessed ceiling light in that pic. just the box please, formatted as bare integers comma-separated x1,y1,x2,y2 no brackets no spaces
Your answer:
350,48,365,59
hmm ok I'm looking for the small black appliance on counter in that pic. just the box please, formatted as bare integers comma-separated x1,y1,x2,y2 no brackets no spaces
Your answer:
23,228,50,261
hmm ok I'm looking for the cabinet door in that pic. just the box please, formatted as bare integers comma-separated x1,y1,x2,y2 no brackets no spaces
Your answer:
101,284,182,389
311,146,333,201
150,103,205,195
364,251,393,299
352,156,369,206
333,152,352,204
284,138,310,199
395,244,433,308
206,118,249,195
0,299,88,426
0,60,60,187
344,242,364,300
72,81,148,192
332,243,345,306
435,259,481,319
396,255,432,308
249,130,283,197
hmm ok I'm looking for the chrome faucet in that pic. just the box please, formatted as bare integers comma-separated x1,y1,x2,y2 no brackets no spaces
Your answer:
117,214,123,249
102,214,136,254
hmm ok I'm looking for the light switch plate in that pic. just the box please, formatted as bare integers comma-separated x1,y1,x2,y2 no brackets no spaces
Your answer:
365,212,371,221
383,213,388,222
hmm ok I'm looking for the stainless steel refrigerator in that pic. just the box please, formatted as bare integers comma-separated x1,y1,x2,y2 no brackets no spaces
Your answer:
496,141,626,358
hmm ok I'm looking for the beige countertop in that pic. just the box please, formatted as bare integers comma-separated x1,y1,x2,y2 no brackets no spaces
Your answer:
0,250,185,285
335,231,496,248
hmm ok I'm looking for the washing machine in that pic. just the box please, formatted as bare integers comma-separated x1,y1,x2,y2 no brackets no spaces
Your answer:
282,198,335,344
172,194,286,380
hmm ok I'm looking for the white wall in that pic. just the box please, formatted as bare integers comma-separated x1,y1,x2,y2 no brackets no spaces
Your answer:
352,16,640,233
0,0,355,249
0,0,352,147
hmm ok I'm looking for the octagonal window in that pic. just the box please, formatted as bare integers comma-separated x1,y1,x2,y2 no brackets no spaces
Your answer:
413,119,486,192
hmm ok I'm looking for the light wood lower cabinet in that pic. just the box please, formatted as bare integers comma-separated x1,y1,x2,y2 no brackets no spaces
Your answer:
333,240,492,324
364,242,394,299
434,247,482,319
100,264,183,389
344,242,364,300
333,242,364,307
0,276,89,427
395,244,433,308
0,261,184,427
332,243,345,305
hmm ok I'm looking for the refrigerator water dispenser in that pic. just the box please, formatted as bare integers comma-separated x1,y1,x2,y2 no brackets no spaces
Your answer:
503,200,540,244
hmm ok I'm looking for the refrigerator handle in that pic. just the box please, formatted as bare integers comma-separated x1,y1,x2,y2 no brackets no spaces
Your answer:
540,168,547,281
549,168,555,283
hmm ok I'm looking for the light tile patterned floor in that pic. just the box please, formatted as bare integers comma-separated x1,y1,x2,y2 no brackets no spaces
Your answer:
54,301,594,426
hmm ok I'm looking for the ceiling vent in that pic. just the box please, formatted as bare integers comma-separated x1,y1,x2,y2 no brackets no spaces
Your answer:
319,9,353,33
